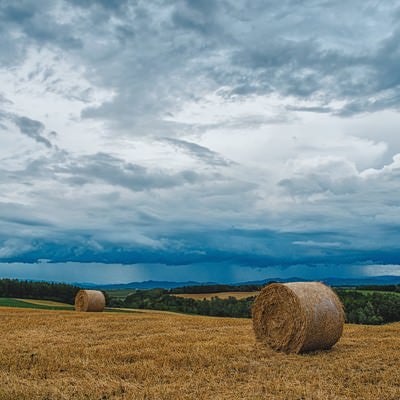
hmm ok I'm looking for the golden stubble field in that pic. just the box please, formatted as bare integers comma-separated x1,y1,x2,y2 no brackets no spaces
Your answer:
0,308,399,400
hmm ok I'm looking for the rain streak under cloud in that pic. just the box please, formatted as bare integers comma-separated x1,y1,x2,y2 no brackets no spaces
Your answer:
1,0,400,283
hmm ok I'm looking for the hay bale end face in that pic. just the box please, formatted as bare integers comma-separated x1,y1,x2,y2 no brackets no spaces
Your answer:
252,282,344,354
74,290,105,312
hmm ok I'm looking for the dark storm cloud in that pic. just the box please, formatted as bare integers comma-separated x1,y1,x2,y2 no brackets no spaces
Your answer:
66,0,130,12
162,138,234,166
58,152,204,191
0,1,82,52
0,214,52,228
1,2,36,23
1,149,208,192
171,0,221,36
286,105,332,114
2,226,400,268
13,116,53,148
0,94,13,105
229,41,382,111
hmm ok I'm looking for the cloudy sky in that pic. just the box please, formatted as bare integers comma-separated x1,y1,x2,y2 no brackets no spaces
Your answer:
1,0,400,283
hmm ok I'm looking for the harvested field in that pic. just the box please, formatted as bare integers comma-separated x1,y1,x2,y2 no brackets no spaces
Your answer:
174,291,260,300
0,307,399,400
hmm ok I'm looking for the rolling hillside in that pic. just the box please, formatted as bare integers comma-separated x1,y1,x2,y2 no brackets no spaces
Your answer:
0,307,399,399
0,297,73,310
174,291,259,300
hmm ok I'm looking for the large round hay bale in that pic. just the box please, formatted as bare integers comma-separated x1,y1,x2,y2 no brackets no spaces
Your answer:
74,290,105,312
252,282,344,353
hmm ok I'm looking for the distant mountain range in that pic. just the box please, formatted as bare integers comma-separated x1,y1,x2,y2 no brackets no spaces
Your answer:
81,275,400,290
81,280,216,290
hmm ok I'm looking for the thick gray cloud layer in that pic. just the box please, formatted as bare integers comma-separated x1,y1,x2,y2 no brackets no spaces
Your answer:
2,1,400,128
0,0,400,281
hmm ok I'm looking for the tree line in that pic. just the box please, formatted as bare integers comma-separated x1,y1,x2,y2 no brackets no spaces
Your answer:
355,285,400,293
109,287,400,324
112,289,253,318
336,289,400,324
0,279,80,304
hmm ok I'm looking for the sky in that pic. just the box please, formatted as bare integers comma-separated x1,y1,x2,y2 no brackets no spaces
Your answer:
1,0,400,284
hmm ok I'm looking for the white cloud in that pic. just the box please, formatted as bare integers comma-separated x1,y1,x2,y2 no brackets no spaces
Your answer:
363,265,400,277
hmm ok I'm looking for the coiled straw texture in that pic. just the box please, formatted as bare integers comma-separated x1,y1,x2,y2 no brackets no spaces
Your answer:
74,290,105,312
252,282,344,353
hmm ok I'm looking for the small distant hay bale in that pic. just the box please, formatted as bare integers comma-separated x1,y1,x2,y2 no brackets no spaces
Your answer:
252,282,344,353
74,290,105,312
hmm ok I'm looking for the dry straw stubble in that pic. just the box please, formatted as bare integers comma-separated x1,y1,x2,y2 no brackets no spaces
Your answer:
252,282,345,353
74,290,105,312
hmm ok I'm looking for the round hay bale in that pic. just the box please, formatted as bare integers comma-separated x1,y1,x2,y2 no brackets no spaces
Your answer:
74,290,105,312
252,282,344,353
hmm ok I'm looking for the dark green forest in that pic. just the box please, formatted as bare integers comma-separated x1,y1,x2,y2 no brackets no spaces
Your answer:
338,290,400,324
355,285,400,293
0,279,80,304
112,288,252,318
